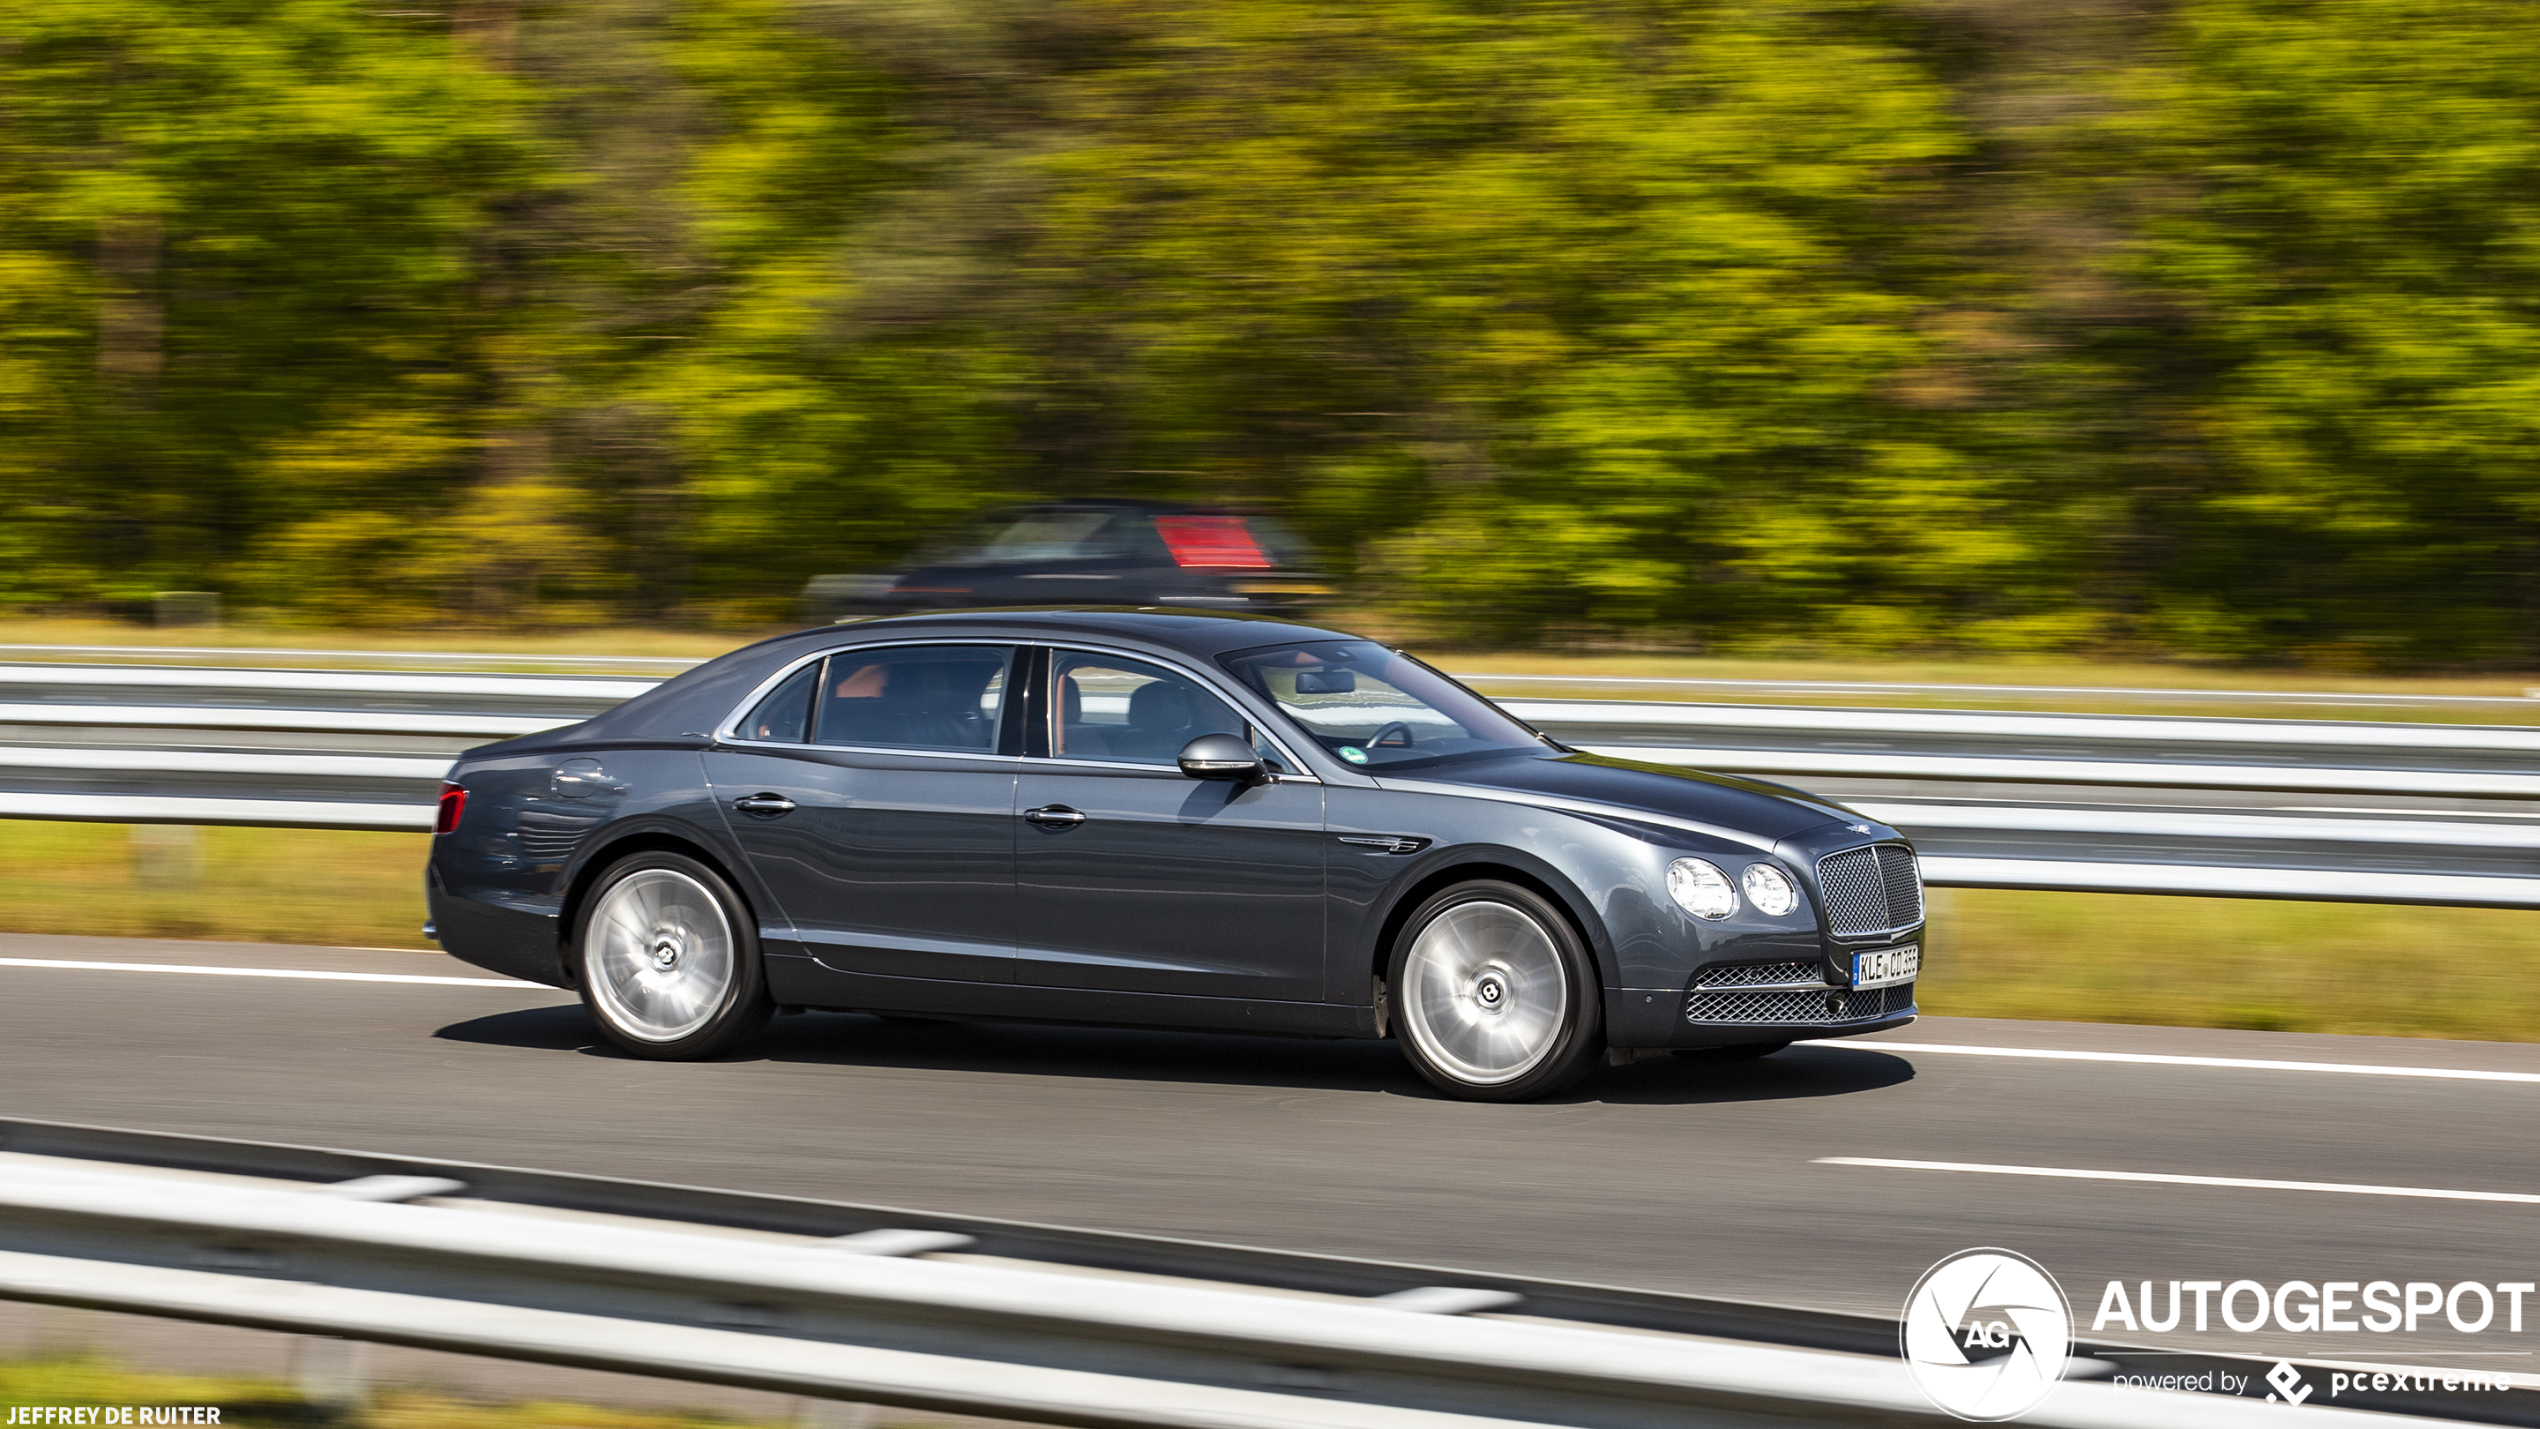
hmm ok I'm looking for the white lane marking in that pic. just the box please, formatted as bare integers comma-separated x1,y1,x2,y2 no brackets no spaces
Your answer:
1818,1157,2540,1206
1879,1040,2540,1084
0,957,552,989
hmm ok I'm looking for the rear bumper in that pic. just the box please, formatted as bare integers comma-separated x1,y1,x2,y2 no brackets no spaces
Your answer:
426,877,571,988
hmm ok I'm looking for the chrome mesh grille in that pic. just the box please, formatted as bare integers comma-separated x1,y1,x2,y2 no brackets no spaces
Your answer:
1685,982,1914,1026
1817,845,1922,935
1880,845,1925,927
1694,960,1821,989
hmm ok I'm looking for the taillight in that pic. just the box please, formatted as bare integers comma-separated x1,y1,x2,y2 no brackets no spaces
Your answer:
434,781,467,834
1154,516,1273,568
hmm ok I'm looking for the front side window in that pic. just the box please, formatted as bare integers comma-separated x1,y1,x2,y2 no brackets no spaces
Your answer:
1219,640,1546,770
1049,651,1279,768
810,645,1010,752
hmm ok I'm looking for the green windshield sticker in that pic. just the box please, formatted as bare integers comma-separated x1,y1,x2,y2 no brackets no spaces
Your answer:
1339,746,1369,764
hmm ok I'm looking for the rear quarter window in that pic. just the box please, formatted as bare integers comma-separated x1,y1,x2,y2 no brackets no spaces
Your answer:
736,663,817,743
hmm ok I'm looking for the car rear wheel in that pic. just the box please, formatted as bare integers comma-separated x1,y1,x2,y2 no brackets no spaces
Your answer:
575,852,772,1060
1388,881,1603,1102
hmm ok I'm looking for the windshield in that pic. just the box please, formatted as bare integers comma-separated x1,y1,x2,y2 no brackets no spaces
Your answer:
1218,640,1549,770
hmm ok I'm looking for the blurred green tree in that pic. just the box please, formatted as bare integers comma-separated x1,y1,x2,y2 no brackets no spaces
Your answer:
2,0,2537,660
2079,0,2540,666
0,0,558,623
988,0,1994,644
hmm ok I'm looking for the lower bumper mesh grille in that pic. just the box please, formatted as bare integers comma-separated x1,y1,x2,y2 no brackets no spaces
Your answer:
1685,982,1915,1026
1694,960,1819,988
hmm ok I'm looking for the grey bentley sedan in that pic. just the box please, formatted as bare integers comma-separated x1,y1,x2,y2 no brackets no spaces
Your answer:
427,609,1923,1100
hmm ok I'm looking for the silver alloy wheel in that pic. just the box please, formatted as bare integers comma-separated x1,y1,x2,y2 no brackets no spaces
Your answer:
1398,899,1570,1087
584,868,737,1043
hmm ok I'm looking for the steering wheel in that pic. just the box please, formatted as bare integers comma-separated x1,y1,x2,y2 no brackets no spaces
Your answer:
1366,720,1417,749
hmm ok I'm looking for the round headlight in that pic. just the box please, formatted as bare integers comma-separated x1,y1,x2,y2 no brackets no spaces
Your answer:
1741,863,1798,918
1667,858,1737,920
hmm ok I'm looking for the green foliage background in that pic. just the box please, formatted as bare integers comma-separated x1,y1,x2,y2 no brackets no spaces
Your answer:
4,0,2537,663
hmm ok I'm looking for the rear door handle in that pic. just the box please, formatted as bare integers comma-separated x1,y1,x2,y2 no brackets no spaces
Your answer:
1022,805,1085,829
734,793,796,818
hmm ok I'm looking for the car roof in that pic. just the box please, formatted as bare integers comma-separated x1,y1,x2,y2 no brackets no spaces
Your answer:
527,608,1370,752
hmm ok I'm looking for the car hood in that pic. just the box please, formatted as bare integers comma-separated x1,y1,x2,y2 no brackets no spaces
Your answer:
1380,750,1869,848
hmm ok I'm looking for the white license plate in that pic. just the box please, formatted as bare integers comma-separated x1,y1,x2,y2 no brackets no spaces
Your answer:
1852,944,1919,989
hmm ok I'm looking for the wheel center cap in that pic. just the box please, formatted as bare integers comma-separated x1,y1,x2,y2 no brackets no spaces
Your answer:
1473,972,1508,1011
650,937,681,971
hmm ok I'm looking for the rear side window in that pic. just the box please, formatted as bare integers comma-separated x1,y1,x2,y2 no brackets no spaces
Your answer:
813,645,1012,752
736,663,818,743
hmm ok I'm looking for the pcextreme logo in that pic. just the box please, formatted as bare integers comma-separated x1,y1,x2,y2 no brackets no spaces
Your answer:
1901,1249,2074,1421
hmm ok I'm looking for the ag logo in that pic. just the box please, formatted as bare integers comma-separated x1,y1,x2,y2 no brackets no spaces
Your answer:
1901,1248,2072,1420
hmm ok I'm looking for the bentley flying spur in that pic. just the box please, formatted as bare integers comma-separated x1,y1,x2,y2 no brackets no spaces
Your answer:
426,610,1924,1100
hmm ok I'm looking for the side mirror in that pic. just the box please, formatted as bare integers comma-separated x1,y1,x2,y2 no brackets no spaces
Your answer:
1177,732,1267,785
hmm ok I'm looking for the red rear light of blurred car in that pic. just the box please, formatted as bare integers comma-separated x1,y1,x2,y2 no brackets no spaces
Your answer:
1154,516,1274,568
435,781,467,834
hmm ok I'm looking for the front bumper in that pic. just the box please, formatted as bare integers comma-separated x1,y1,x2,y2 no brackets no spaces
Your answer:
1604,962,1918,1049
1680,981,1916,1047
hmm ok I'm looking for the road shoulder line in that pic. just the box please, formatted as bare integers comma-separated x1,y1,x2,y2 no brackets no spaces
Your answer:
1818,1157,2540,1205
0,956,551,989
1875,1040,2540,1083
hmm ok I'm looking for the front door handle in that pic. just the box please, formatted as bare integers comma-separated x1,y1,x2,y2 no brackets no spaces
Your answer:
734,793,796,818
1022,805,1086,829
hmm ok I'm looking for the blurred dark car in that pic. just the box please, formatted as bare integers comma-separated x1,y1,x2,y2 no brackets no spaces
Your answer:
801,500,1329,623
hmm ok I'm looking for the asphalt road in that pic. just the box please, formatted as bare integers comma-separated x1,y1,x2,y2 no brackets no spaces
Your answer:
4,931,2536,1370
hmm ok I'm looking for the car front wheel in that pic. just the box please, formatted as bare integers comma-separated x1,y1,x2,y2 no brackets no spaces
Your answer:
574,851,772,1060
1388,881,1603,1101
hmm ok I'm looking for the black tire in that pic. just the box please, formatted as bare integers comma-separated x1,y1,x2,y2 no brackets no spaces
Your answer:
1674,1041,1791,1063
571,850,773,1060
1386,880,1604,1102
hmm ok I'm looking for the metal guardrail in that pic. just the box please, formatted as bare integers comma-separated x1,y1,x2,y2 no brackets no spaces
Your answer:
0,664,658,700
1457,672,2540,710
0,643,706,670
5,643,2528,707
1,662,2537,903
0,1119,2499,1429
